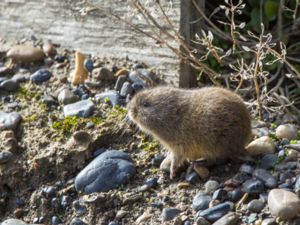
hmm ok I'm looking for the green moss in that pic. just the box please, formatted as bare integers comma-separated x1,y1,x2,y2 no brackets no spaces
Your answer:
16,85,42,101
270,123,278,129
24,114,38,123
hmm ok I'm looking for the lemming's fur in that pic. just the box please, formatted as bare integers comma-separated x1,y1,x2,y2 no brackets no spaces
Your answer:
127,86,251,178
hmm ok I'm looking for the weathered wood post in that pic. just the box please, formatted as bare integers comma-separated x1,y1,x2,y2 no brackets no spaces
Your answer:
179,0,205,88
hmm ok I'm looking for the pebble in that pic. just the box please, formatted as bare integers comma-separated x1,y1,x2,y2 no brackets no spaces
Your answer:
212,189,228,202
93,67,115,81
195,217,210,225
30,69,52,84
275,161,297,171
115,68,129,76
114,75,127,91
84,58,94,72
75,150,136,193
161,208,181,221
192,192,212,211
63,100,94,117
12,74,28,83
73,200,87,216
196,201,234,222
7,45,45,62
253,168,277,188
108,222,120,225
0,111,22,129
247,199,265,213
120,81,133,97
51,216,61,225
228,188,244,202
276,124,298,140
70,217,88,225
212,212,240,225
144,177,158,188
58,89,79,105
54,55,66,63
1,219,29,225
185,171,200,184
128,70,149,88
246,136,276,155
132,82,144,92
71,51,88,86
268,189,300,220
242,179,265,194
0,77,8,84
151,154,164,167
60,195,72,209
0,79,19,92
260,154,278,169
0,150,13,164
239,164,254,175
42,186,56,198
205,180,220,194
95,90,122,106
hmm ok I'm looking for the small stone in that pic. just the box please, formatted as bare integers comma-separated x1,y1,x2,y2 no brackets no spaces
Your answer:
247,199,265,213
192,192,212,211
132,63,145,69
70,217,87,225
42,186,56,198
72,130,92,146
286,149,298,161
7,45,45,62
194,165,210,180
108,222,120,225
242,179,265,194
185,172,200,184
135,211,152,224
239,164,254,175
276,161,297,171
84,58,94,72
93,67,115,81
115,68,129,76
212,212,240,225
75,150,136,193
60,195,72,209
95,91,122,106
30,69,52,84
132,82,144,92
228,188,244,202
0,151,13,164
0,79,19,92
161,208,181,221
246,136,276,156
212,189,228,202
145,177,158,188
260,154,278,169
58,89,79,105
114,75,127,91
51,216,61,225
14,208,24,218
120,82,133,97
276,124,298,140
0,111,22,129
253,169,277,188
54,55,66,63
63,100,94,118
195,217,210,225
205,180,220,194
196,201,234,223
128,70,148,88
73,200,87,216
12,74,28,83
268,189,300,220
71,51,88,86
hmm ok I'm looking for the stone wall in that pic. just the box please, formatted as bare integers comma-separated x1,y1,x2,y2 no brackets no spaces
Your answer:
0,0,180,85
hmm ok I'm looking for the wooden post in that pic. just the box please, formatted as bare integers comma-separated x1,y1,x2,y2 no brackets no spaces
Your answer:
179,0,205,88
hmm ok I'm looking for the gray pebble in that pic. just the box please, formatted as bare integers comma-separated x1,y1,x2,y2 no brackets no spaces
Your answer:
84,58,94,72
63,100,94,118
114,75,127,92
0,79,19,92
192,192,212,211
70,217,87,225
196,201,234,222
212,212,240,225
58,89,79,105
1,219,30,225
161,208,181,221
120,82,133,97
30,69,52,84
212,189,228,202
205,180,219,194
0,111,22,129
253,168,277,188
75,150,136,193
247,199,265,213
195,217,210,225
260,154,278,169
95,91,122,106
239,164,254,175
242,179,265,194
261,218,277,225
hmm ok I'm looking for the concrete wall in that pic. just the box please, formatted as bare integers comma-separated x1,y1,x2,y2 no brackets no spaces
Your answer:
0,0,180,85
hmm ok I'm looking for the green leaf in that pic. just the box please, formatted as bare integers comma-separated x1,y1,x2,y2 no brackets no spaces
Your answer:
264,0,279,21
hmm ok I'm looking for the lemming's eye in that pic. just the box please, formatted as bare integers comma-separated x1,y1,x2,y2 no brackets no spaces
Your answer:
142,101,151,107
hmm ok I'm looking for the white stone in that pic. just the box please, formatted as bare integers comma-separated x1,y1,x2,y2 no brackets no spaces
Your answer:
246,136,276,156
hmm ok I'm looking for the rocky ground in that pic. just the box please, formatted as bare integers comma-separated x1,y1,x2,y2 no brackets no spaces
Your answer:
0,40,300,225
